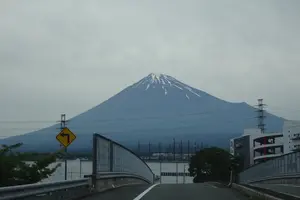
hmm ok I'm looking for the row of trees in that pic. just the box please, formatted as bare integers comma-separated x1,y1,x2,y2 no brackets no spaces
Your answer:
189,147,243,183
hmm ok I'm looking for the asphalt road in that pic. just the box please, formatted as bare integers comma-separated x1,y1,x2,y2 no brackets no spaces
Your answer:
253,183,300,198
81,185,149,200
81,182,250,200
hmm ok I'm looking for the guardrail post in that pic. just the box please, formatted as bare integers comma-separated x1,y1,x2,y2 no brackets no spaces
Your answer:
110,141,114,172
92,133,97,188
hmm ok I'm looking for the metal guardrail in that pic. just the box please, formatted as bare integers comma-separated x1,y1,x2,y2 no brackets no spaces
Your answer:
239,151,300,184
92,133,155,184
0,134,155,200
0,172,152,200
0,178,89,200
96,172,153,183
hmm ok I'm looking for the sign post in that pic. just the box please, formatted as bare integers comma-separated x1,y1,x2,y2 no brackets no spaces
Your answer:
56,127,76,180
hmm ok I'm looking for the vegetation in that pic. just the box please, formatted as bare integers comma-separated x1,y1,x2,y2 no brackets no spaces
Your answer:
189,147,243,183
0,143,61,187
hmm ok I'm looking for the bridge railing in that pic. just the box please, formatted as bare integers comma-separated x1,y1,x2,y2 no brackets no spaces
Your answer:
92,133,155,185
239,151,300,184
0,172,151,200
0,178,90,200
0,134,155,200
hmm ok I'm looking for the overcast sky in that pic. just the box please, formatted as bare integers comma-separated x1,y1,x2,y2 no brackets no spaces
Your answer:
0,0,300,137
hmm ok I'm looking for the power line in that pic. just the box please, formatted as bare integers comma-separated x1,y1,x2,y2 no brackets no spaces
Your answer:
3,120,299,140
2,101,292,126
0,106,259,124
0,104,298,125
0,116,258,134
0,120,56,124
266,106,300,112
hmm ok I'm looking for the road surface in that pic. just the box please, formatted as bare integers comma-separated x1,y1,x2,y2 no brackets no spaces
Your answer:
82,182,250,200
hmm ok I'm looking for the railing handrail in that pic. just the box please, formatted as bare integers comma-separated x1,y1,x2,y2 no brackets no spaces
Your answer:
240,151,300,172
0,172,152,200
93,133,155,178
0,179,89,200
239,151,300,184
0,178,89,193
96,172,152,184
244,173,300,184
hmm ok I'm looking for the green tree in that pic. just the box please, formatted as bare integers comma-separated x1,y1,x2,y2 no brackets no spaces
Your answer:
189,147,242,183
0,143,61,187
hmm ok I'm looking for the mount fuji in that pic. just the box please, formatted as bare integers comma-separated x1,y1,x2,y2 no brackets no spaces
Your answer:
0,73,284,152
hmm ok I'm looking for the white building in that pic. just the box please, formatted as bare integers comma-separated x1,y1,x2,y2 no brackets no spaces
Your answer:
252,131,283,164
283,120,300,153
230,120,300,169
230,128,284,168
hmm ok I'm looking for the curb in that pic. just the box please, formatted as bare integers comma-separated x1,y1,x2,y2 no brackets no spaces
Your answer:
232,183,283,200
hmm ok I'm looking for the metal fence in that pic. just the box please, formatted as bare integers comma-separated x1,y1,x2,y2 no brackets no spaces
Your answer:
239,151,300,184
92,134,155,184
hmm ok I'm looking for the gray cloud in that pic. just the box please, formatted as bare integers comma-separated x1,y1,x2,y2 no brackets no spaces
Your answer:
0,0,300,136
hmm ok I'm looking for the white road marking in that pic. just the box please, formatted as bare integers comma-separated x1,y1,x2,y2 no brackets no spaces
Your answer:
207,183,218,188
133,184,159,200
210,185,218,189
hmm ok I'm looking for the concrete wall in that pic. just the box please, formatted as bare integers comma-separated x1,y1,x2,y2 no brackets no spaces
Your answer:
247,176,300,185
232,135,251,169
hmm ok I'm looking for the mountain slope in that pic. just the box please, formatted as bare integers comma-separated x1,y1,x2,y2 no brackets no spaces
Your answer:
0,73,284,152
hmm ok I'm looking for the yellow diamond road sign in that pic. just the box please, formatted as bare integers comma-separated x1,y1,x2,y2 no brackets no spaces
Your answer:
56,127,76,148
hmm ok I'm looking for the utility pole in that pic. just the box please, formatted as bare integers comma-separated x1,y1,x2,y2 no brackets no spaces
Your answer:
187,140,190,160
60,114,67,180
138,141,141,156
168,143,172,160
257,99,266,133
173,138,176,161
180,140,183,161
159,142,162,184
148,142,151,160
256,99,267,161
158,142,162,161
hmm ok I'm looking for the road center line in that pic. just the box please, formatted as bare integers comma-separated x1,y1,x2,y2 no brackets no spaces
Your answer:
133,184,159,200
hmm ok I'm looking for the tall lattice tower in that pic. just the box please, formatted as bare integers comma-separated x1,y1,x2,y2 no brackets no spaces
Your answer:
256,99,266,133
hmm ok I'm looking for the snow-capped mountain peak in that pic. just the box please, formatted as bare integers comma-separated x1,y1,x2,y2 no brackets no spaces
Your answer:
133,73,202,99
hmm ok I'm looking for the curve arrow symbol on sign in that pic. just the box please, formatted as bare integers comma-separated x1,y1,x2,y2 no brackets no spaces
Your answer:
60,133,70,144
